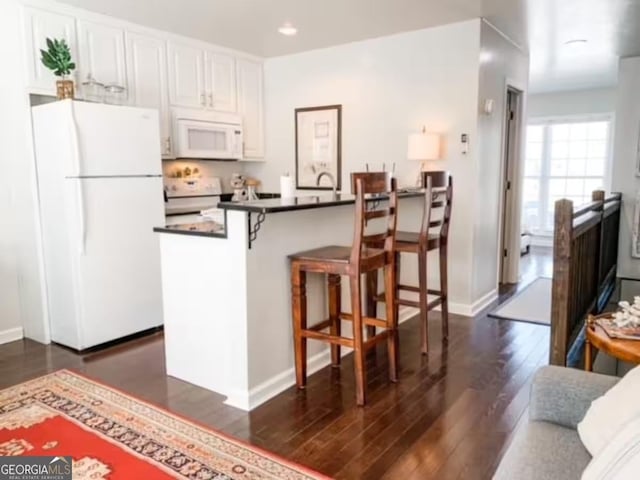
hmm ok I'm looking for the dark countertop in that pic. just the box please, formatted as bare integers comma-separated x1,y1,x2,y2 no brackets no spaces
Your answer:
154,221,226,239
165,206,213,217
218,189,427,214
164,193,282,217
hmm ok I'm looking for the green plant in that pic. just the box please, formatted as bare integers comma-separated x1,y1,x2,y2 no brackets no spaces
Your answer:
40,38,76,78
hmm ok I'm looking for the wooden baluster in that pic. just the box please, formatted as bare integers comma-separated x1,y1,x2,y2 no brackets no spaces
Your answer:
550,199,574,366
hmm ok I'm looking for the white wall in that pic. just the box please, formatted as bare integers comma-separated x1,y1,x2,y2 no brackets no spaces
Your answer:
528,87,617,119
612,57,640,279
0,0,48,344
473,21,529,297
0,0,23,343
245,20,482,309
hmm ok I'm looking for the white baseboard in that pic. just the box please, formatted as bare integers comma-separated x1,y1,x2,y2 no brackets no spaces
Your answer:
0,327,23,345
232,306,424,411
398,305,419,324
531,235,553,248
396,293,477,318
470,289,499,316
231,298,490,411
226,349,333,411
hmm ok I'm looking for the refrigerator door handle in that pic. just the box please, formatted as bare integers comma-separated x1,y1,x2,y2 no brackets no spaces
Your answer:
69,103,86,254
69,102,82,177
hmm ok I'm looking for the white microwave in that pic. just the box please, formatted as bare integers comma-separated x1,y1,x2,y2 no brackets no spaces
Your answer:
174,108,243,160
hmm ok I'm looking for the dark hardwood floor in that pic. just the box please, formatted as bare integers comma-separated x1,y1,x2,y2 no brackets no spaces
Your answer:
0,250,551,479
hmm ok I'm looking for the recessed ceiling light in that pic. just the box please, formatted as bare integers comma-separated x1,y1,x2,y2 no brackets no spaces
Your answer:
278,22,297,36
564,39,588,45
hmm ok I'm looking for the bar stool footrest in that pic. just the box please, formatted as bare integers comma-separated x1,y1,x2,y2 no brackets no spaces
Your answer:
301,329,354,348
399,284,420,293
364,330,392,349
340,312,389,329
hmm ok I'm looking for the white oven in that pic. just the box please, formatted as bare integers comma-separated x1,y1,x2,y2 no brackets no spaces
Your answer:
174,108,243,160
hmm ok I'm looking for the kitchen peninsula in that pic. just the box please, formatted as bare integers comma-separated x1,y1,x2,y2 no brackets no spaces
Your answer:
155,192,427,411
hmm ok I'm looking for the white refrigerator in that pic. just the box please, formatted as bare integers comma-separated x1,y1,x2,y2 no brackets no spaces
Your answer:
32,100,165,350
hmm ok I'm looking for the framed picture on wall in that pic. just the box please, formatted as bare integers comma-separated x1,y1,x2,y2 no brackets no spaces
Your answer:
295,105,342,190
636,121,640,177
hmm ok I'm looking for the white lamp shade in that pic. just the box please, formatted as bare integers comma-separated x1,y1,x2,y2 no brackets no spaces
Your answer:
407,131,441,160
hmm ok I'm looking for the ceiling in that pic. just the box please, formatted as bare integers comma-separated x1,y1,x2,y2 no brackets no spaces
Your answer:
525,0,640,93
57,0,640,93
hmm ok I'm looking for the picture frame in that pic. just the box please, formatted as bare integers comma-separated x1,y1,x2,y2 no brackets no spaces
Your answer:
633,190,640,258
636,120,640,177
295,105,342,190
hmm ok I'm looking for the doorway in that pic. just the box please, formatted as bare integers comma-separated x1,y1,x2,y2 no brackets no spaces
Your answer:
499,86,524,285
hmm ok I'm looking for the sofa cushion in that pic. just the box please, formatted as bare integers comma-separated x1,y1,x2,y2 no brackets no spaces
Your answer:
530,366,619,430
582,413,640,480
578,364,640,456
493,421,591,480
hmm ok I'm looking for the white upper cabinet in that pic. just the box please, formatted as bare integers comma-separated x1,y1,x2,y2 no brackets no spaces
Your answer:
206,52,236,112
125,32,172,158
167,41,206,109
23,5,265,160
77,20,127,91
168,41,237,113
236,59,265,159
24,7,78,93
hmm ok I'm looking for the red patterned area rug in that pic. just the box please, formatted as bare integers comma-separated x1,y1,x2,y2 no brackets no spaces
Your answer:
0,370,330,479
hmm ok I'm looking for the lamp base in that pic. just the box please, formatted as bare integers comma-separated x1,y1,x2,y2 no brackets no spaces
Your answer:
414,161,426,187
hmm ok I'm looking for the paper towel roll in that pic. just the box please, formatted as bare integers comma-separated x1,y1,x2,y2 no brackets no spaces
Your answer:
280,175,296,198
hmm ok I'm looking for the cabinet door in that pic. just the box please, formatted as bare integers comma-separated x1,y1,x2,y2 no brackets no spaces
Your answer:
77,20,127,92
126,32,172,157
236,59,265,159
23,7,78,93
206,52,236,112
167,41,206,109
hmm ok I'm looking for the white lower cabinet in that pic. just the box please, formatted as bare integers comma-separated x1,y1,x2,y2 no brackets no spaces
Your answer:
236,59,265,159
126,32,172,157
23,7,78,94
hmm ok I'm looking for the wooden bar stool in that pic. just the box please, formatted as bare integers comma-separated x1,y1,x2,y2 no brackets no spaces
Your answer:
368,171,453,354
289,172,399,406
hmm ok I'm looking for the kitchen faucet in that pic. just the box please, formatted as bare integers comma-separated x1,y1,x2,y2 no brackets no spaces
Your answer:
316,171,337,194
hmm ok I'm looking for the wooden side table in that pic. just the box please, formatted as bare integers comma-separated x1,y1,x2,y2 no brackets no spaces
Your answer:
585,314,640,371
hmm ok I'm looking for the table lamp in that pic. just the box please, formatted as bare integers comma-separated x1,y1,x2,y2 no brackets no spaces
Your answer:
408,127,441,186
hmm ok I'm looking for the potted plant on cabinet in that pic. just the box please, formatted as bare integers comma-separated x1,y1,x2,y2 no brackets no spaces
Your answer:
40,38,76,100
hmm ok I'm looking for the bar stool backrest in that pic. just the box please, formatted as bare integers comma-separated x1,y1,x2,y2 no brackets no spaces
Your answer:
350,172,398,268
421,171,453,248
419,176,434,248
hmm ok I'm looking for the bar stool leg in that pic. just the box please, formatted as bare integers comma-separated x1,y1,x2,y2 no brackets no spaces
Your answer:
291,264,308,389
365,271,378,339
418,250,429,355
394,251,401,331
440,245,449,340
350,273,367,406
384,261,399,382
328,274,342,367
